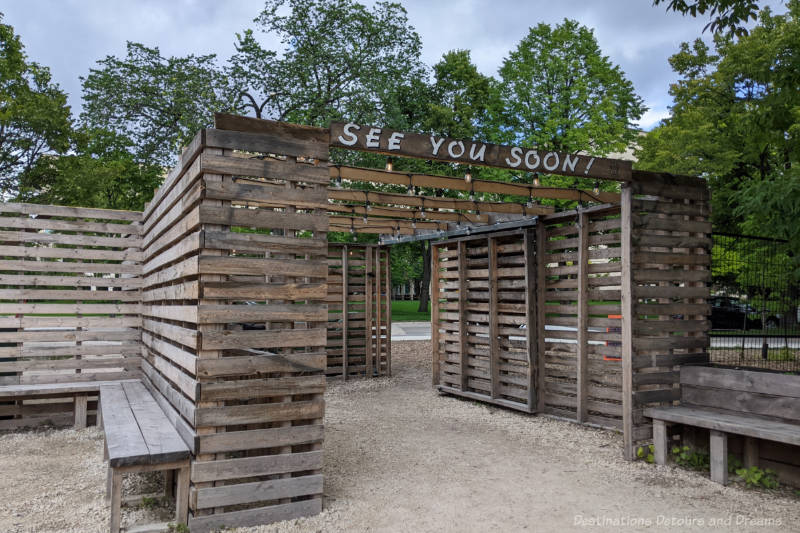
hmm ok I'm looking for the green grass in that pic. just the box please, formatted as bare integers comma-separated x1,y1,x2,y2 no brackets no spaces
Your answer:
391,300,430,322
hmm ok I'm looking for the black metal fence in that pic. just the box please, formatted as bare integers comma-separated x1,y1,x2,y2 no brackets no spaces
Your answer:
710,233,800,373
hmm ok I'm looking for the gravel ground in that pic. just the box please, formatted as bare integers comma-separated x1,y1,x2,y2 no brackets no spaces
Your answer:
2,340,800,532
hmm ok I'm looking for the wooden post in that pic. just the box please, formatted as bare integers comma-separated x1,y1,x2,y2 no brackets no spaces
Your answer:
523,230,537,411
375,246,382,377
74,392,88,429
621,184,635,460
535,223,547,413
164,469,175,499
710,430,729,485
488,237,499,399
110,469,123,533
744,437,759,469
458,240,468,391
365,246,373,378
175,465,190,525
431,244,441,386
342,245,349,380
576,212,589,423
652,419,668,465
384,248,392,376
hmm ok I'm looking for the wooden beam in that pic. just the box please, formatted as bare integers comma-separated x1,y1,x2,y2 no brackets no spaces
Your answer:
329,224,415,235
329,216,447,231
431,244,441,386
342,245,349,380
621,184,635,460
375,246,382,377
332,165,619,203
488,237,499,399
329,187,556,215
330,123,632,181
524,229,537,412
458,240,468,391
327,202,489,224
535,223,547,413
576,211,589,423
366,247,373,378
384,248,392,377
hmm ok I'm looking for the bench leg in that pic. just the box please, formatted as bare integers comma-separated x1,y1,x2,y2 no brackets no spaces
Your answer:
105,465,112,501
744,437,759,469
709,430,728,485
652,419,668,465
74,393,88,429
164,469,175,499
175,465,190,525
110,468,123,533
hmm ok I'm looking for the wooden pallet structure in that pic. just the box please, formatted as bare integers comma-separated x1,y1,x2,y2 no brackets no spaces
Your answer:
0,112,734,530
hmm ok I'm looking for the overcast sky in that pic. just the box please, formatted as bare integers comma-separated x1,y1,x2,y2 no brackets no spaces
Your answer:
0,0,787,130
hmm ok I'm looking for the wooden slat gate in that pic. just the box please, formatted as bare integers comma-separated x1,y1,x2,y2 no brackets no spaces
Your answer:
433,229,537,412
326,244,391,378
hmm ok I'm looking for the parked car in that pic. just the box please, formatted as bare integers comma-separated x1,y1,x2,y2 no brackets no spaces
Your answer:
710,296,774,330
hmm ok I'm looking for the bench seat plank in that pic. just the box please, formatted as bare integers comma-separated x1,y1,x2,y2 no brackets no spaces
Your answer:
644,405,800,447
101,385,151,468
0,379,138,398
120,381,190,464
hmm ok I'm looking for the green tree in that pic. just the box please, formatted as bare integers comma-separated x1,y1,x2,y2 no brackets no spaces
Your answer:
653,0,761,36
425,49,498,140
81,42,237,168
17,127,162,210
0,14,71,195
496,19,644,155
636,2,800,252
228,0,426,127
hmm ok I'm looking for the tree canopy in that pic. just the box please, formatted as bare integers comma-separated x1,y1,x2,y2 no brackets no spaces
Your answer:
496,19,645,155
636,1,800,259
653,0,762,36
229,0,426,127
0,14,71,196
81,42,237,168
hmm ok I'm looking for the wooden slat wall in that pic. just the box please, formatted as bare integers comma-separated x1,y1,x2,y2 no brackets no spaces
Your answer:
326,244,391,378
138,130,205,454
433,229,536,412
0,203,142,428
0,203,143,390
538,207,624,430
183,121,329,532
622,172,711,458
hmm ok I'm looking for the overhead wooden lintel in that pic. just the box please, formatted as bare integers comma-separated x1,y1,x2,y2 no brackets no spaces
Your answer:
330,122,632,181
330,165,619,203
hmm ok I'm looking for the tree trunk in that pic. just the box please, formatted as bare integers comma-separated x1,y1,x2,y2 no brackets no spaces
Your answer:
417,240,432,313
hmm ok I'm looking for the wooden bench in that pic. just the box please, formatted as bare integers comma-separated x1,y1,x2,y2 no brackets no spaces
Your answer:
0,380,139,429
645,365,800,485
100,380,190,533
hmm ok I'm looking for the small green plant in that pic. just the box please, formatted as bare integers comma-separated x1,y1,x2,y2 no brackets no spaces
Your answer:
167,523,190,533
727,453,743,474
637,444,655,463
141,496,158,509
671,445,710,471
735,466,779,489
794,489,800,498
